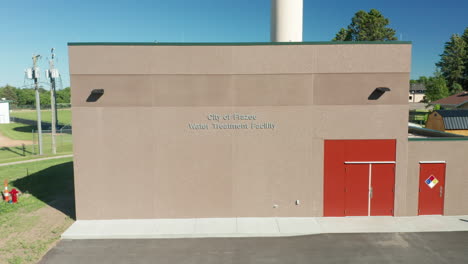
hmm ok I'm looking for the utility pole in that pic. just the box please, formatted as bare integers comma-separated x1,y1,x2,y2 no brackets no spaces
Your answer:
48,48,58,154
32,55,43,155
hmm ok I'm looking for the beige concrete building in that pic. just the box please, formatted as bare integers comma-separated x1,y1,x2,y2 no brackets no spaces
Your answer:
69,42,468,220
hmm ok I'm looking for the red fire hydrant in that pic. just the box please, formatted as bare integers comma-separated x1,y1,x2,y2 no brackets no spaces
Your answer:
10,188,19,203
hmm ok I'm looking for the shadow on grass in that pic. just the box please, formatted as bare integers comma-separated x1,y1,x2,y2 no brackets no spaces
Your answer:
13,125,36,133
12,161,75,219
0,146,34,157
13,123,69,132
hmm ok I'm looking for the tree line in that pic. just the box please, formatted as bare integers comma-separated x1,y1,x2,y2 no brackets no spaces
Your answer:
333,9,468,102
0,85,71,107
411,28,468,102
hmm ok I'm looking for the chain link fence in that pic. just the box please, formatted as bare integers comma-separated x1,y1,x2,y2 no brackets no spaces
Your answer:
10,104,71,110
31,128,73,155
0,128,72,163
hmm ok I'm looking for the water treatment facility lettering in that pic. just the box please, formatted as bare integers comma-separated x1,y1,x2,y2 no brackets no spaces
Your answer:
188,113,276,130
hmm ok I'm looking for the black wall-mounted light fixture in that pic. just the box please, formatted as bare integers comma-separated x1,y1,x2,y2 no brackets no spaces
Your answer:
368,87,391,100
86,89,104,102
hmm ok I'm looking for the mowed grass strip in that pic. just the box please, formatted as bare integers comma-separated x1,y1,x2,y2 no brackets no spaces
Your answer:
10,109,72,126
0,157,74,264
0,123,35,141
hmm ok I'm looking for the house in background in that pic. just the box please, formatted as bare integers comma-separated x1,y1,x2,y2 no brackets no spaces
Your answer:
425,110,468,136
409,83,426,102
0,98,10,124
430,91,468,109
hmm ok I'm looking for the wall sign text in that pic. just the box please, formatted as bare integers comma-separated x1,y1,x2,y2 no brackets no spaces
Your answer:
188,113,276,130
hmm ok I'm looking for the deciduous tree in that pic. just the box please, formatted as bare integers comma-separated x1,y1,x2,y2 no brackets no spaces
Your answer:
425,72,449,102
56,87,71,104
15,88,36,105
451,82,463,95
0,85,18,103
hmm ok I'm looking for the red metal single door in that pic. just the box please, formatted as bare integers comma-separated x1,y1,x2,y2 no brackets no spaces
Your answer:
418,163,446,215
345,164,369,216
370,164,395,216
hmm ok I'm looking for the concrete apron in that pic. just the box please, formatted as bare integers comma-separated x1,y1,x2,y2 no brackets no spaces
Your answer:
62,216,468,239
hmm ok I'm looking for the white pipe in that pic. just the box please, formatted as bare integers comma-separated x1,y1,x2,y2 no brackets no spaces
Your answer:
271,0,303,42
368,164,372,216
344,161,396,164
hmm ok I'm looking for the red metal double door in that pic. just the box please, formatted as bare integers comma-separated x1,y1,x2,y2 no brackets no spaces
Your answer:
418,163,446,215
345,163,395,216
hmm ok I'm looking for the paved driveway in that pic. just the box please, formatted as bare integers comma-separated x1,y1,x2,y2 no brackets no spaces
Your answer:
39,232,468,264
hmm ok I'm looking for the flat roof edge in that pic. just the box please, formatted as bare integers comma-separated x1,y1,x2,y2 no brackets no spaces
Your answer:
409,137,468,141
68,41,412,46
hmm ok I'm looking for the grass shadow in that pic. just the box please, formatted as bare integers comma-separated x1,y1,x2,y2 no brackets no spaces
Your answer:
13,125,36,133
12,161,76,219
0,146,34,156
1,147,25,156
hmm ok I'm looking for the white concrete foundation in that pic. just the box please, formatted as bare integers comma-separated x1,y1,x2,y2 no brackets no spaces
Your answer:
62,216,468,239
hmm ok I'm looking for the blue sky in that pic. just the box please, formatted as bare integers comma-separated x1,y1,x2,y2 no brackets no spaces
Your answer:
1,0,467,89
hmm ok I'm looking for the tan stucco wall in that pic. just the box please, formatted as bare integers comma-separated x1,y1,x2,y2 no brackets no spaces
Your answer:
69,44,411,75
72,106,410,219
407,140,468,216
70,43,411,220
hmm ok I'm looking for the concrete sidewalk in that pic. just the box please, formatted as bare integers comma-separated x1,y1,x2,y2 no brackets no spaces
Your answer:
62,215,468,239
0,154,73,167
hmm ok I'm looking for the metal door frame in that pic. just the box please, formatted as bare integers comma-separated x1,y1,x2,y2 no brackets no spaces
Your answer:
418,161,446,215
344,161,396,216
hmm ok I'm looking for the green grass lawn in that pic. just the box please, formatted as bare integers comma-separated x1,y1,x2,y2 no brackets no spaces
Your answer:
0,123,73,164
0,157,74,264
0,123,35,141
10,109,72,126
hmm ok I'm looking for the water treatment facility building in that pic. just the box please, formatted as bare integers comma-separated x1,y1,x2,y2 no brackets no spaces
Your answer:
68,40,468,220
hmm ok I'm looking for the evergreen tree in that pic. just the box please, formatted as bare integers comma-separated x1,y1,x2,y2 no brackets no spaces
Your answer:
334,28,352,41
436,34,466,89
333,9,397,41
462,27,468,90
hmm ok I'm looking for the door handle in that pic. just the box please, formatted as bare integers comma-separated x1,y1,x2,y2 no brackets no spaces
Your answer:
369,187,373,199
440,186,443,198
